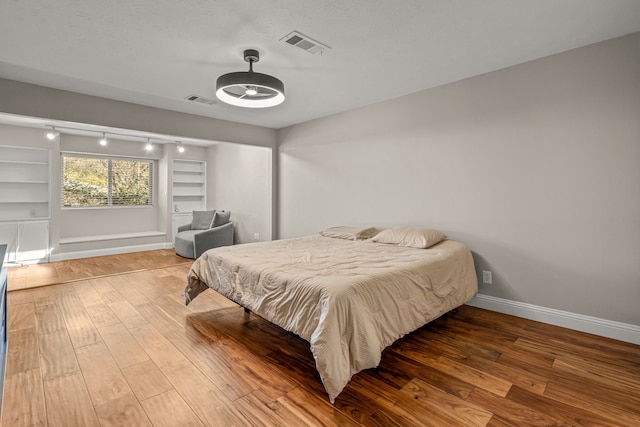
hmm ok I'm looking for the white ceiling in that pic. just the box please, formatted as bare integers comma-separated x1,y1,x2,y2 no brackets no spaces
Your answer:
1,0,640,130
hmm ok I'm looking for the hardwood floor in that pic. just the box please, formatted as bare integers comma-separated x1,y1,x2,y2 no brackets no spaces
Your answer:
6,249,192,291
3,253,640,426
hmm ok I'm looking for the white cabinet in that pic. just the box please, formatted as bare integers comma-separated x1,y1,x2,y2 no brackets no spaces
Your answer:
0,145,50,221
172,159,206,214
0,221,50,263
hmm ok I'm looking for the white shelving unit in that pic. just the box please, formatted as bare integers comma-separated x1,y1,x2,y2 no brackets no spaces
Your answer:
0,145,51,263
0,145,50,221
172,159,206,213
172,159,206,245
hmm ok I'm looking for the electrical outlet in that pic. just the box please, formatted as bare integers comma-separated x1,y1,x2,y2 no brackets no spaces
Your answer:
253,233,260,241
482,270,492,285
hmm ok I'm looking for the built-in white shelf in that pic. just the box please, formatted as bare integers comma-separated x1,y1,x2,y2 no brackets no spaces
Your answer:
1,201,49,205
172,159,206,214
172,159,206,246
0,145,50,222
0,181,48,184
0,160,48,165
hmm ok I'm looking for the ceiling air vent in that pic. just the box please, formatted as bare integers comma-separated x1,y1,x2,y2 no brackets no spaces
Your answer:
184,94,217,105
280,31,330,55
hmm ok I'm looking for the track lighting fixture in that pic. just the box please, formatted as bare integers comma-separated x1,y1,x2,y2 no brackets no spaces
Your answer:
46,126,58,141
43,124,200,150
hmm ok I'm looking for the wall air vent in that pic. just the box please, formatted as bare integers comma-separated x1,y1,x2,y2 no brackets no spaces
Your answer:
280,31,330,55
184,94,217,105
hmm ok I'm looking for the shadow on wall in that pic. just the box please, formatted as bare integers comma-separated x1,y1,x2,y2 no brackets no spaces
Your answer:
469,238,608,320
470,251,515,300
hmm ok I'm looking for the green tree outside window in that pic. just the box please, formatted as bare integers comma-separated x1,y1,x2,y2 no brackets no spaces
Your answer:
62,155,153,207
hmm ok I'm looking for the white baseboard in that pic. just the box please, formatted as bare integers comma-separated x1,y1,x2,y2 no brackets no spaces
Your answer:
50,242,174,262
467,294,640,345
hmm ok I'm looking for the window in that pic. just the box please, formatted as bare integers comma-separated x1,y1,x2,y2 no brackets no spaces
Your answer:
62,154,153,207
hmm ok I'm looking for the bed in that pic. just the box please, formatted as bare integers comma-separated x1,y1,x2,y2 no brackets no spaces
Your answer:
184,229,478,403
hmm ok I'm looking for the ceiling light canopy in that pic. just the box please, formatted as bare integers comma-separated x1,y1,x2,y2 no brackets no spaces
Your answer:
216,49,285,108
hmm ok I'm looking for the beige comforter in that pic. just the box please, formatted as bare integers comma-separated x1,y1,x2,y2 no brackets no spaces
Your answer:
185,235,477,403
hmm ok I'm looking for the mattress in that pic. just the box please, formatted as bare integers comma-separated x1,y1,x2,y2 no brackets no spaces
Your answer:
185,235,478,402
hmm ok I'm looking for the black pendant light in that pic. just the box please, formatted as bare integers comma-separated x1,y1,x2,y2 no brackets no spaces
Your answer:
216,49,285,108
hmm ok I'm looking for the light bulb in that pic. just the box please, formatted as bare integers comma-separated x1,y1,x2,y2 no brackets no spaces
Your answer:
145,139,153,151
99,133,108,146
245,86,258,96
177,144,185,153
46,127,56,140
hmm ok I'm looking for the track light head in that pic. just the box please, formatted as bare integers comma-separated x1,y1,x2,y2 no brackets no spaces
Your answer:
46,126,57,141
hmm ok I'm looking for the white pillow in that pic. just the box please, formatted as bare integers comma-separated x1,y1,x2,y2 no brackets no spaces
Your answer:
320,226,379,240
372,227,446,249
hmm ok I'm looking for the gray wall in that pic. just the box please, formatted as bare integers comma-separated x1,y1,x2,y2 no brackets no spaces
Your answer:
277,33,640,326
0,78,277,147
208,143,272,244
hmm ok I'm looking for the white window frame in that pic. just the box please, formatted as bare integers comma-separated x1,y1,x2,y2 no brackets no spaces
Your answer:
61,152,155,209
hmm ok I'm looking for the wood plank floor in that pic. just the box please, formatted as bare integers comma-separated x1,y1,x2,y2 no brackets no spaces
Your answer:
4,254,640,426
7,249,192,291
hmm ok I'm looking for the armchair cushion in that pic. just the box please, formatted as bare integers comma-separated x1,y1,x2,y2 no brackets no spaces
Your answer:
177,223,192,233
212,210,231,227
191,210,215,230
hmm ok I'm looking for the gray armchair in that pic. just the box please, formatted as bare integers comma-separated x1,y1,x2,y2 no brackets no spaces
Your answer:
175,210,233,259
